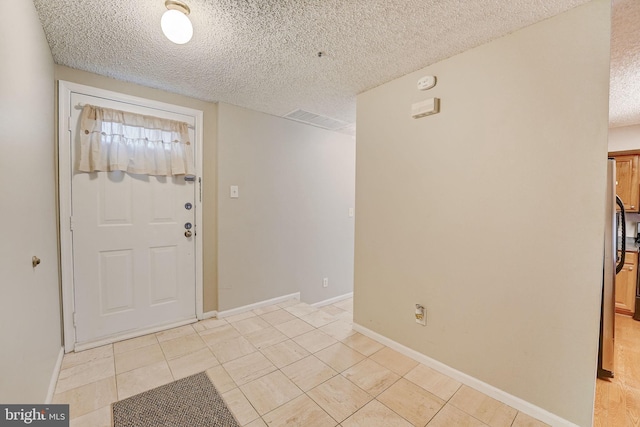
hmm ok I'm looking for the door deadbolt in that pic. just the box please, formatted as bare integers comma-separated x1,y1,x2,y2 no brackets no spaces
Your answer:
184,202,192,210
185,230,192,238
184,222,192,230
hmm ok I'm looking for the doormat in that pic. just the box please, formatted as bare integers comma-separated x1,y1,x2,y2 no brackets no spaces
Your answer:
112,372,240,427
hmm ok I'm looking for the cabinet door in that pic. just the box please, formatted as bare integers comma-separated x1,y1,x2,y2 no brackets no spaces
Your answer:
614,155,639,212
615,252,638,316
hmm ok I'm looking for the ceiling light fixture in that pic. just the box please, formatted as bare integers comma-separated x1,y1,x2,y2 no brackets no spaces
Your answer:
161,0,193,44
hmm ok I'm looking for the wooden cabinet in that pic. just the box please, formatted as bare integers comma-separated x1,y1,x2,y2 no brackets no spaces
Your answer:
613,155,639,212
616,251,638,316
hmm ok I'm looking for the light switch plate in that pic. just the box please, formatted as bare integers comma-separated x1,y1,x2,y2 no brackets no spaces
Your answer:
230,185,239,198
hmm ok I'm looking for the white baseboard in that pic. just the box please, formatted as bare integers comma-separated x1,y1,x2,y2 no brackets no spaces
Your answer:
201,310,218,320
217,293,301,318
45,347,64,403
311,292,354,308
352,324,579,427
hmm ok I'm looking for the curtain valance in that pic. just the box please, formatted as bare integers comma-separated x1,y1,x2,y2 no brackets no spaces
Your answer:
79,104,195,177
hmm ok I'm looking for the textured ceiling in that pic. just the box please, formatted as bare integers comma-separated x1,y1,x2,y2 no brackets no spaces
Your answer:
34,0,631,130
610,0,640,128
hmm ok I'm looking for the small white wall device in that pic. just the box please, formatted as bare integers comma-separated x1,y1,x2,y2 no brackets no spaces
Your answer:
417,75,437,91
411,98,440,119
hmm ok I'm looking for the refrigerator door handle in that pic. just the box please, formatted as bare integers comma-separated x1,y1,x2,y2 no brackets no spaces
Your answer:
616,195,626,274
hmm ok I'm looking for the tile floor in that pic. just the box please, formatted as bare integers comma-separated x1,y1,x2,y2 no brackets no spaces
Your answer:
53,298,549,426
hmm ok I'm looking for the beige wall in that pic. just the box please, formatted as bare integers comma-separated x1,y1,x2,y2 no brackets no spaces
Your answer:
354,1,610,425
609,124,640,152
54,66,219,312
0,1,61,402
217,103,355,310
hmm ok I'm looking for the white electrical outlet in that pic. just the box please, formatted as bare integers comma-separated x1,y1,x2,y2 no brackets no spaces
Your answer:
230,185,239,198
415,304,426,326
323,278,329,288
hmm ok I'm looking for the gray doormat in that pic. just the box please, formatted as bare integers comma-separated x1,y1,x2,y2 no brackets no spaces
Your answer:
112,372,240,427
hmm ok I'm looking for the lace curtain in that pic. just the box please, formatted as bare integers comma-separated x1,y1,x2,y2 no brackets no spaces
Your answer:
78,104,195,177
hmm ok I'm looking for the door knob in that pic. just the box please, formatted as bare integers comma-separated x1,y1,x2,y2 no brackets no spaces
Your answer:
185,230,192,238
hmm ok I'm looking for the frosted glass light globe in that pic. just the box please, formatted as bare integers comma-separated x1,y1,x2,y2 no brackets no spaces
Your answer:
161,9,193,44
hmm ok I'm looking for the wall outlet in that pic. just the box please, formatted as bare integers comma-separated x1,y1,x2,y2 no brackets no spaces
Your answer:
323,277,329,288
415,304,426,326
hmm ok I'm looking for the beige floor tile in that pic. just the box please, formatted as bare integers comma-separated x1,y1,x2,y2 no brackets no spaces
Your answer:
277,298,301,308
404,363,461,401
113,334,158,355
511,412,550,427
225,311,257,323
319,320,356,341
115,360,174,400
155,324,196,342
274,318,316,338
69,405,112,427
314,343,366,373
377,378,445,427
341,333,384,356
281,355,337,391
369,347,418,376
307,375,372,423
193,317,228,332
244,326,288,349
159,333,206,360
426,403,488,427
261,340,310,368
245,418,268,427
342,399,413,427
342,359,400,396
252,304,280,316
114,343,165,374
240,370,303,415
260,309,297,326
285,303,319,318
221,387,260,426
210,336,257,363
205,365,237,393
167,347,220,379
332,298,353,312
231,317,271,335
262,395,337,427
299,311,337,328
55,357,115,395
449,386,518,427
53,377,117,419
335,310,354,323
293,330,338,353
320,305,347,316
200,323,241,346
61,345,113,370
223,352,277,386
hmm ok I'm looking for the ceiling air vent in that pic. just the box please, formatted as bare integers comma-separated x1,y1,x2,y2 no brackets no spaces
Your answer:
284,109,350,131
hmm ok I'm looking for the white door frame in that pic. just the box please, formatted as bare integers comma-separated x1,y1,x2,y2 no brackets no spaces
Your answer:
58,81,204,352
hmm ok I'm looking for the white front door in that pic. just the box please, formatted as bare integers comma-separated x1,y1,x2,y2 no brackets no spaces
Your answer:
69,92,197,346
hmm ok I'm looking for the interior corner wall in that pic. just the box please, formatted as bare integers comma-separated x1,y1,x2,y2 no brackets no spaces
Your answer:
53,66,219,312
354,1,610,426
217,103,355,311
608,124,640,152
0,1,61,402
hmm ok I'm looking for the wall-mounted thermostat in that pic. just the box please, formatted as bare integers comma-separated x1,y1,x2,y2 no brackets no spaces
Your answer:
411,98,440,119
417,75,437,91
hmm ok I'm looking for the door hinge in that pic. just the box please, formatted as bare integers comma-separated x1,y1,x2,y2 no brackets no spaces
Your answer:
69,216,74,231
67,116,72,132
72,312,77,327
